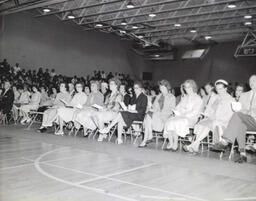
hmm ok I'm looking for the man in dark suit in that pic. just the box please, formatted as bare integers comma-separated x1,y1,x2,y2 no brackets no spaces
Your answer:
0,81,14,120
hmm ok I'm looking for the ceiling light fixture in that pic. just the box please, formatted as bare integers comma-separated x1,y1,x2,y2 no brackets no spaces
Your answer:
154,54,160,57
244,15,252,19
120,30,126,34
190,28,197,33
244,21,252,26
132,25,138,29
174,23,181,27
126,0,135,9
95,23,103,27
149,13,156,17
227,3,236,8
205,36,212,40
137,35,144,39
120,19,127,26
43,8,50,13
67,12,75,19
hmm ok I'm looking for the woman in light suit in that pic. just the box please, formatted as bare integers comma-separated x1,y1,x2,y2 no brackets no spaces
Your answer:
163,79,203,151
183,79,235,153
139,80,176,147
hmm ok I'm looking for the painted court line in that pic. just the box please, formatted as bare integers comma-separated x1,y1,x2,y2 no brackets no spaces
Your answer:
0,163,33,171
32,149,207,201
77,162,156,184
140,195,186,200
34,148,137,201
224,197,256,200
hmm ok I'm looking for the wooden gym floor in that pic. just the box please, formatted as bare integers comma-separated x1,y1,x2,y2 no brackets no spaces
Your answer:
0,124,256,201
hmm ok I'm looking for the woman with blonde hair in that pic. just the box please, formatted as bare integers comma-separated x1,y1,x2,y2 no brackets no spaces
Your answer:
163,79,203,151
139,80,176,147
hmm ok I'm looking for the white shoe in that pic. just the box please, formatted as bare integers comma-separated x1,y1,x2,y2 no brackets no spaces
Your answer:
117,138,123,145
55,131,64,136
97,134,107,142
20,118,27,125
99,127,110,134
26,117,31,123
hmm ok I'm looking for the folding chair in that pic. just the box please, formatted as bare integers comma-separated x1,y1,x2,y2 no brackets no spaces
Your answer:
26,110,44,130
162,128,195,151
152,130,165,149
130,121,143,145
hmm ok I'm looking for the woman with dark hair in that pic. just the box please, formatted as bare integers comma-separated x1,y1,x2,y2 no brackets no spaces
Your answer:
98,81,148,144
37,82,71,133
163,79,203,151
183,79,235,153
20,85,41,124
139,80,176,147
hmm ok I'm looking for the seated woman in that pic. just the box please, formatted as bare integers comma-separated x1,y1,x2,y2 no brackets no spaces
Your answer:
20,85,41,124
183,79,235,153
163,79,203,151
12,85,30,121
99,81,148,144
139,80,176,147
37,86,50,113
55,82,88,135
74,78,122,135
91,78,123,140
37,83,71,133
73,80,104,135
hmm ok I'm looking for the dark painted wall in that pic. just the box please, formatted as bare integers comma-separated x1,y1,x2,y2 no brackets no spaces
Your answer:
0,11,149,79
151,42,256,87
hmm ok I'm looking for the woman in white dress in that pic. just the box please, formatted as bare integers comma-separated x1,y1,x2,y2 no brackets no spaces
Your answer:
37,83,71,133
163,79,203,151
183,79,235,153
55,82,87,135
20,85,41,124
139,80,176,147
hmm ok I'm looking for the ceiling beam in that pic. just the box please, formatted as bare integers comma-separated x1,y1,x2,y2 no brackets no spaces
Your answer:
0,0,70,15
81,0,249,26
144,26,255,39
129,12,256,32
123,3,256,27
154,29,255,42
135,15,256,35
34,0,123,18
63,0,185,21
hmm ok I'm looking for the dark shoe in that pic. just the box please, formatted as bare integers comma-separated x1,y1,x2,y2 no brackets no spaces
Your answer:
146,139,154,144
234,155,247,163
182,145,189,152
163,148,172,151
138,144,147,148
37,127,47,133
210,143,228,152
171,148,178,152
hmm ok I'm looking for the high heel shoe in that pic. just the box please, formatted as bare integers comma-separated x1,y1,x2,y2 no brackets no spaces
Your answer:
138,142,147,148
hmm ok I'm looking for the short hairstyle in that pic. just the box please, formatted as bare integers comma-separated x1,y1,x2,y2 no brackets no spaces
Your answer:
134,80,143,89
59,82,68,90
205,82,214,88
109,77,121,89
158,79,171,91
90,80,100,90
184,79,198,93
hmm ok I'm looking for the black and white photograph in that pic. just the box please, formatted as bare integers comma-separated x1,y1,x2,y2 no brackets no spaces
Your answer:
0,0,256,200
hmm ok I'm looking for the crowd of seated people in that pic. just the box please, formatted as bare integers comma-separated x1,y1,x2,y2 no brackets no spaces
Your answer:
0,58,255,164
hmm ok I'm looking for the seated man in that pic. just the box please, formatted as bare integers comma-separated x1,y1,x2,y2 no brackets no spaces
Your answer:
211,75,256,163
0,80,14,121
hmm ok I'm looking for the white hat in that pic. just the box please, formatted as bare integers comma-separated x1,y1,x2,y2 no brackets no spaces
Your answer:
215,79,228,86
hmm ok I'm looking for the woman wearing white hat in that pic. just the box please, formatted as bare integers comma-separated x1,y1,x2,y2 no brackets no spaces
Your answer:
183,79,235,153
